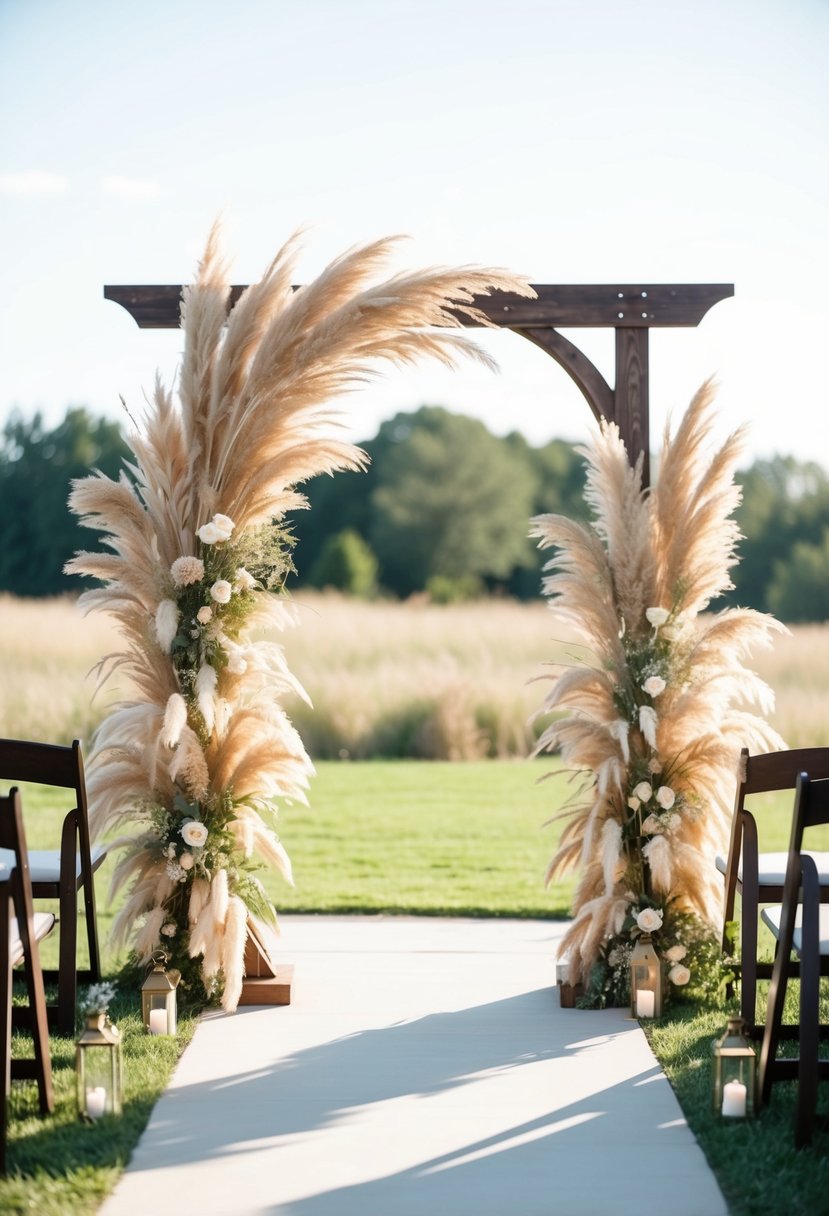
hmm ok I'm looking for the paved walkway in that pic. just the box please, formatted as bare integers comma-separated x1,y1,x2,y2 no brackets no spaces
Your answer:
99,917,728,1216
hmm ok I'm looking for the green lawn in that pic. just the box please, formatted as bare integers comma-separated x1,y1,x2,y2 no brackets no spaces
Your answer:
4,760,829,1215
269,758,575,917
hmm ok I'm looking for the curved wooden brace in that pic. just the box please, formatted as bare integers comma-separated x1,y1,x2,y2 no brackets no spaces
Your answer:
514,326,614,424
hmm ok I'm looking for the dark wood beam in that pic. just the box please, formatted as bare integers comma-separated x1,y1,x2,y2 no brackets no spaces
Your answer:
104,282,733,331
103,281,733,486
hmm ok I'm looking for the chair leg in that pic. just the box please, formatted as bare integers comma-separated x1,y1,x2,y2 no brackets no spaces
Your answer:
741,884,760,1027
57,884,78,1037
740,814,761,1028
82,869,102,983
1,896,11,1175
759,942,791,1107
796,952,819,1148
56,813,79,1037
796,871,822,1149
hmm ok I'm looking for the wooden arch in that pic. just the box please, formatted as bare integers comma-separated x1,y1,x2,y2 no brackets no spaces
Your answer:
104,281,733,486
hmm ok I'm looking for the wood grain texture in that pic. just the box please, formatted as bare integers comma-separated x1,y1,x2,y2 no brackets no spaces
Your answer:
104,283,734,331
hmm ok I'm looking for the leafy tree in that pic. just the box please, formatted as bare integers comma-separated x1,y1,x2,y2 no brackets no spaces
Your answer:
0,408,130,596
368,407,535,597
767,530,829,623
309,528,378,597
730,456,829,614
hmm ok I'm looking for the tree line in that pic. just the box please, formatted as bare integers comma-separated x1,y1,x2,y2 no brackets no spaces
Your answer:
2,405,828,621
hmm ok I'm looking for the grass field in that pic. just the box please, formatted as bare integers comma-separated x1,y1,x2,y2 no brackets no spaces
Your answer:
3,592,829,1212
3,593,829,759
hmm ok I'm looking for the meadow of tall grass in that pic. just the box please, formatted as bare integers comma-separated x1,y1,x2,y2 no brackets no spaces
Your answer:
1,592,827,756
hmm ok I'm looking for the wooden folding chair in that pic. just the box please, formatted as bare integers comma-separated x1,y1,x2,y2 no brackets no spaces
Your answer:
1,788,55,1173
717,747,829,1031
0,739,106,1036
758,772,829,1147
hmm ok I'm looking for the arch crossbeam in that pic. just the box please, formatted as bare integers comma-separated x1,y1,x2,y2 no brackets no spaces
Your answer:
104,281,733,486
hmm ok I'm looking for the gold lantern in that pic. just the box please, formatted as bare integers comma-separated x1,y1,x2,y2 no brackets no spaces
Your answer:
712,1016,757,1118
141,950,181,1035
630,933,663,1018
76,1012,123,1121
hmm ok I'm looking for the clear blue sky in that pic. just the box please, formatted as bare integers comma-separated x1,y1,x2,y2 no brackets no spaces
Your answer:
1,0,827,463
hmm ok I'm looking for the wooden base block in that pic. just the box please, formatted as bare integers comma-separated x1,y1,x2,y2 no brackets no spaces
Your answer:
238,964,294,1006
557,981,584,1008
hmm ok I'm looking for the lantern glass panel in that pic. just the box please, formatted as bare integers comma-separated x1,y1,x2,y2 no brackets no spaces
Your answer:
141,952,180,1035
76,1014,123,1121
712,1017,756,1118
629,934,663,1018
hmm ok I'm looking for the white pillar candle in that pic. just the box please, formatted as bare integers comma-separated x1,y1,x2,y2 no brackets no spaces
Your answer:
86,1086,107,1120
635,990,655,1018
721,1080,747,1117
148,1008,168,1035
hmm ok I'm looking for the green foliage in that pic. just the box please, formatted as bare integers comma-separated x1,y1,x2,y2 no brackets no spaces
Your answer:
0,408,130,596
9,401,829,613
293,405,588,599
767,529,829,623
424,573,482,603
309,527,378,597
730,455,829,619
368,407,535,596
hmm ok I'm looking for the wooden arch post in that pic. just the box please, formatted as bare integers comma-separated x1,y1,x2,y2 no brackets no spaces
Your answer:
104,282,733,487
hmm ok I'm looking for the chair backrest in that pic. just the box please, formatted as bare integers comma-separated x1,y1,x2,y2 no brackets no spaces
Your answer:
728,746,829,861
790,772,829,852
740,747,829,798
0,738,91,853
0,786,36,922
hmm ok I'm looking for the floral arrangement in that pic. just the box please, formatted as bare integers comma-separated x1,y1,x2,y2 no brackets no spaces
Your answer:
79,980,118,1017
531,381,785,1007
67,223,533,1010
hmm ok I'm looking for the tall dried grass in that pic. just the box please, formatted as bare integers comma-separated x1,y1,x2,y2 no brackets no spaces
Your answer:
1,592,825,757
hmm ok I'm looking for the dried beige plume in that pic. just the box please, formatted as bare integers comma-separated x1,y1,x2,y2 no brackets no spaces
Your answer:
533,383,786,987
67,222,534,1010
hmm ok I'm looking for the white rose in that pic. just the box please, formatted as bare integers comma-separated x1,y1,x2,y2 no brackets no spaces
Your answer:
648,757,662,774
235,567,256,591
669,963,690,986
634,781,653,802
635,907,664,933
641,814,661,835
210,579,232,604
196,605,213,624
180,820,209,848
212,514,235,540
642,675,666,698
666,944,687,963
197,521,224,545
645,607,670,628
161,922,177,937
627,796,641,811
655,785,676,810
179,852,195,871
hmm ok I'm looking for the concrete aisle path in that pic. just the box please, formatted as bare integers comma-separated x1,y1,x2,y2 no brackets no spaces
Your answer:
99,917,728,1216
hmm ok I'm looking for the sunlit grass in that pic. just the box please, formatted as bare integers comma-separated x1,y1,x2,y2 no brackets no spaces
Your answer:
3,592,826,758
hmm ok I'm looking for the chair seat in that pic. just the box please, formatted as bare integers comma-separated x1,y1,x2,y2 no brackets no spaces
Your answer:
762,903,829,956
9,911,56,966
0,843,107,884
715,851,829,886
